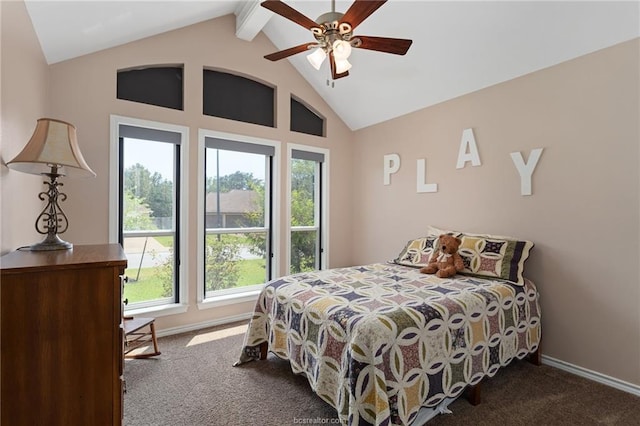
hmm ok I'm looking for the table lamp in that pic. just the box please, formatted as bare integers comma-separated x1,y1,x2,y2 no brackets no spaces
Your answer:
6,118,96,250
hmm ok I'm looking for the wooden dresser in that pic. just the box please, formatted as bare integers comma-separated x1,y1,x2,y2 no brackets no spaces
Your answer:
1,244,127,426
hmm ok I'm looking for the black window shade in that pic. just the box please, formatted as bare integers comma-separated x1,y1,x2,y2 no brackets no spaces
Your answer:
203,70,275,127
117,66,184,110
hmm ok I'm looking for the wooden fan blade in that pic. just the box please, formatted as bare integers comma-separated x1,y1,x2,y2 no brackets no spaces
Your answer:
340,0,387,30
261,0,318,30
265,43,315,61
352,35,412,55
329,52,349,80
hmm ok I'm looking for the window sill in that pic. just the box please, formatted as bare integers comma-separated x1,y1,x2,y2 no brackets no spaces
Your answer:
124,302,188,318
198,290,261,310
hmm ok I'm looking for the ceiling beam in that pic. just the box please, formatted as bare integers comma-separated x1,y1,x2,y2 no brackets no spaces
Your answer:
235,0,272,41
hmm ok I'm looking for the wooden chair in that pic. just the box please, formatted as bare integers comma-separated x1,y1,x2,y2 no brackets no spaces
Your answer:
123,316,161,359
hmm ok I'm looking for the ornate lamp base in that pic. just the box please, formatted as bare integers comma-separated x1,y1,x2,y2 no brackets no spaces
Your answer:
29,233,73,251
28,168,73,251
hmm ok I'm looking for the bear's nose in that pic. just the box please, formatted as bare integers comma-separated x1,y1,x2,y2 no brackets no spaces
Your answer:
442,245,447,250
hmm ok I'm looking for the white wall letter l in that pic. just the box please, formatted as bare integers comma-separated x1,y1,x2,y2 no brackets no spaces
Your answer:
456,128,481,169
510,148,543,196
417,159,438,193
383,154,400,185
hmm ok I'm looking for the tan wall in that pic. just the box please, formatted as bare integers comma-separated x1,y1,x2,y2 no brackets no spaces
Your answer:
45,14,354,331
0,1,50,253
2,0,638,390
351,39,640,386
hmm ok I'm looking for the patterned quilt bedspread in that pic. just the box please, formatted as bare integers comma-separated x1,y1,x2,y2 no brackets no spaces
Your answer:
236,263,541,426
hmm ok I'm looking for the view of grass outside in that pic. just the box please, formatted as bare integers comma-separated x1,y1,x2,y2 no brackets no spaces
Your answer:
123,232,268,304
123,251,265,303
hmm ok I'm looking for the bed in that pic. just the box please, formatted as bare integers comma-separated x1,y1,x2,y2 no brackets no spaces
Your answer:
235,229,541,426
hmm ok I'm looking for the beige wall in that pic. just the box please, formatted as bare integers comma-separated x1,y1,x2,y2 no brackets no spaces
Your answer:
351,39,640,387
0,1,50,253
2,0,638,390
43,14,354,331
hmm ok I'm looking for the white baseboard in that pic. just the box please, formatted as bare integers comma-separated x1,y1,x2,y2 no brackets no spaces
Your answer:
542,355,640,397
155,312,253,338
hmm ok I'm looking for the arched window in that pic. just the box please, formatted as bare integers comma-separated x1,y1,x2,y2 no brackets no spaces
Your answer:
117,66,183,110
290,96,325,137
203,69,275,127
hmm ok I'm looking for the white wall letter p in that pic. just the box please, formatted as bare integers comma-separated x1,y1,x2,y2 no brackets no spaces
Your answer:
383,154,400,185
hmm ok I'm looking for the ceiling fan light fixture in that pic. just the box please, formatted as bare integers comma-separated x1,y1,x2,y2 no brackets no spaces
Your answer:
307,47,327,70
334,58,352,74
260,0,413,80
332,39,352,60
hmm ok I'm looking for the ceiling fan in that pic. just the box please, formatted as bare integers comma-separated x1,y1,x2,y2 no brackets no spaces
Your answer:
261,0,413,80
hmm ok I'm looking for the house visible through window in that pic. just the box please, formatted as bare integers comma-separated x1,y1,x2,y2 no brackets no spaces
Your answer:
118,125,182,309
202,136,275,299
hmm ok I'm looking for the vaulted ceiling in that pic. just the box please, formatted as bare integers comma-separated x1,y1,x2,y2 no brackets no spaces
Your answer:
24,1,640,130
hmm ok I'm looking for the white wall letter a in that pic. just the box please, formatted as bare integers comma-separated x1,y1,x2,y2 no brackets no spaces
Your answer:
456,128,481,169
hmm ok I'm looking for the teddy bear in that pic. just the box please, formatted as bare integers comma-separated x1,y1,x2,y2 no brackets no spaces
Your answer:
419,234,465,278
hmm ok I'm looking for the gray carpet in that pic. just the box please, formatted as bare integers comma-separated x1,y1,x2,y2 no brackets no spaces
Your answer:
124,322,640,426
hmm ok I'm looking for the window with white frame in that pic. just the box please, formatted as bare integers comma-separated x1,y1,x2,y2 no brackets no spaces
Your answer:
288,146,327,274
199,133,277,301
110,118,188,313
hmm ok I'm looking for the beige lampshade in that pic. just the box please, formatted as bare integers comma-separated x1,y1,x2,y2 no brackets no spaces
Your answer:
7,118,96,178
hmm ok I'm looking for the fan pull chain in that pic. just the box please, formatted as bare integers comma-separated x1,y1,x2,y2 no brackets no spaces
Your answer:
326,63,335,88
